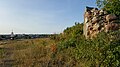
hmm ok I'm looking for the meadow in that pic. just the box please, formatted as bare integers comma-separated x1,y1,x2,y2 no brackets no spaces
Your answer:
0,38,80,67
0,23,120,67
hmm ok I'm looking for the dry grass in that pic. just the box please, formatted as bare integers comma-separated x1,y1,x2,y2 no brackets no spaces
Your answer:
5,38,54,67
0,38,80,67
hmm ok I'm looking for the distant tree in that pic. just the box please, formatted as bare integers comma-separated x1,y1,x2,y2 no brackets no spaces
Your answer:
96,0,120,16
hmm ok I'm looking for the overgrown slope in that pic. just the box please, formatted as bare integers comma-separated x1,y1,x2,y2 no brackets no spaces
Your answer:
53,22,120,67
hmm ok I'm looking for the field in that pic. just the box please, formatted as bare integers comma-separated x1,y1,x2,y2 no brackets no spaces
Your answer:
0,38,79,67
0,30,119,67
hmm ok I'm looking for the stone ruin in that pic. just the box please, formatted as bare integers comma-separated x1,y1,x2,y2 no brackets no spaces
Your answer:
83,6,120,39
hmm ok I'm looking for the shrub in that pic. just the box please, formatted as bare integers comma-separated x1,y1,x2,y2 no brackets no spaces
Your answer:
56,22,120,67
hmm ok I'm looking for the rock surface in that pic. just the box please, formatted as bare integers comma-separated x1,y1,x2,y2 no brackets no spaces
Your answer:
83,7,120,39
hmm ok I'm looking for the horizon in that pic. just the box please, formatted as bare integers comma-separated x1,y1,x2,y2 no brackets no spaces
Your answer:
0,0,97,34
0,32,56,35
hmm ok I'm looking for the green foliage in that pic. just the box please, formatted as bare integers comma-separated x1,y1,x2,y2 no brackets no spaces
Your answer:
96,0,120,16
57,22,83,49
63,22,83,38
56,22,120,67
79,31,120,67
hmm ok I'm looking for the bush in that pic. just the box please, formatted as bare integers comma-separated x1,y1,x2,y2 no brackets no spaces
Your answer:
56,22,120,67
96,0,120,16
74,31,120,67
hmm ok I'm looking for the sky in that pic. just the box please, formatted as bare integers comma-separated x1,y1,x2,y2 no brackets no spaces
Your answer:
0,0,97,34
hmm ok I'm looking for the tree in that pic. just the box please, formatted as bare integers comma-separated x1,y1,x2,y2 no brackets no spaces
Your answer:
96,0,120,16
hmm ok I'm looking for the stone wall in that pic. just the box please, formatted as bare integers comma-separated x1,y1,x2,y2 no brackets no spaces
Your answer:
83,6,120,39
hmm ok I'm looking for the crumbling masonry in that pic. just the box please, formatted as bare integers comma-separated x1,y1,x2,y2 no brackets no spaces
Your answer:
83,6,120,39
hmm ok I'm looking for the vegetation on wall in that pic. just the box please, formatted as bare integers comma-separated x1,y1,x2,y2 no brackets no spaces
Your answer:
96,0,120,16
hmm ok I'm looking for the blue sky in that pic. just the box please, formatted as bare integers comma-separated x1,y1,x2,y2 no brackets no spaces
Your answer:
0,0,97,34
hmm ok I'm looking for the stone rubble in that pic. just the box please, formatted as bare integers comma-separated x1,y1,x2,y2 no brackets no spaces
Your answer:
83,6,120,39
